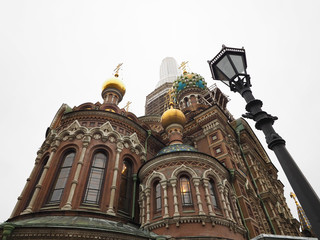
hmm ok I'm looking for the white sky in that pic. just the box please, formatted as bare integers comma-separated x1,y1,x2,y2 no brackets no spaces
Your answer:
1,0,319,224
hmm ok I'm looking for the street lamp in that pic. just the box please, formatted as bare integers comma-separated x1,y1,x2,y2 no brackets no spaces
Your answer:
208,45,320,237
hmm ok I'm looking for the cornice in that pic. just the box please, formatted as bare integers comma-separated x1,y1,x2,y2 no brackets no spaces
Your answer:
144,215,246,235
138,151,229,181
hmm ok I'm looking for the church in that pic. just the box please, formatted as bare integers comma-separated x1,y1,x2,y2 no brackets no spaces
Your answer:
0,58,302,239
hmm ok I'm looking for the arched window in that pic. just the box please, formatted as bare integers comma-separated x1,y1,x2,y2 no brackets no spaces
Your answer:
48,151,75,204
180,176,192,206
83,152,108,204
118,159,133,214
184,97,190,107
209,179,219,209
154,180,162,212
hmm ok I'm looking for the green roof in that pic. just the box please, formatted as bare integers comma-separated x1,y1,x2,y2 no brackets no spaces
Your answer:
1,216,158,239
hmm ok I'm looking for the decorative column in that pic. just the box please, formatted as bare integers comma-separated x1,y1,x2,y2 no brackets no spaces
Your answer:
107,142,123,215
193,177,205,215
10,150,43,218
131,174,138,218
160,180,169,218
232,195,242,224
170,178,180,217
224,188,233,220
22,144,58,214
145,188,151,224
62,136,90,210
218,184,230,219
202,178,215,216
140,189,146,226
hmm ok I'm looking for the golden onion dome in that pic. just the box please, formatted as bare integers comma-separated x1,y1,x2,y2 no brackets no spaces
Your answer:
161,103,186,129
102,75,126,96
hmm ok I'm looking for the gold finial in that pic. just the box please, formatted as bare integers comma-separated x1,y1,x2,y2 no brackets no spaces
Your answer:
290,192,299,204
124,101,132,112
114,63,123,77
179,61,189,74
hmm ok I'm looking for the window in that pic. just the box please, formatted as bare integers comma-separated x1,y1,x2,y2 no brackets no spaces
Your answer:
180,176,192,206
48,151,75,203
154,181,162,212
118,160,133,214
83,152,108,204
209,179,219,208
246,202,254,218
215,147,222,154
212,134,217,141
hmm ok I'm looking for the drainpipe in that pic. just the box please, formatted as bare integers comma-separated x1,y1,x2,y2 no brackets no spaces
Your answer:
235,120,276,234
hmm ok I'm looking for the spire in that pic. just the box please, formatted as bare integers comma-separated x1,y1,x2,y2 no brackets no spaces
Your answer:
290,192,312,232
156,57,180,88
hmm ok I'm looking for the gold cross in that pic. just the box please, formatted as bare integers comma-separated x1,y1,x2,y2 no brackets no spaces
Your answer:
114,63,123,76
167,88,174,103
124,101,132,112
179,61,189,73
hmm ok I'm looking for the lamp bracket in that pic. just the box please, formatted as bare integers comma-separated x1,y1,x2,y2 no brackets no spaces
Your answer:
230,75,251,93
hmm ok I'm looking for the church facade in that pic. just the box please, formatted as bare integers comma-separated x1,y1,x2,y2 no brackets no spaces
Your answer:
0,58,301,240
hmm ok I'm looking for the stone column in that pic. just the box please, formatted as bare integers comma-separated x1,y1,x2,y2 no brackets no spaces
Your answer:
218,184,229,219
22,146,58,214
202,178,215,216
131,174,138,218
232,195,242,224
107,143,123,215
10,150,43,218
160,180,169,218
170,178,180,217
141,190,146,226
224,188,233,220
145,188,151,224
193,178,205,215
62,137,90,210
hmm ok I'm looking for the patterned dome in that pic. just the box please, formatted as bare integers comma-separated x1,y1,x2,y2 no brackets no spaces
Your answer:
173,72,207,94
156,144,198,156
102,76,126,96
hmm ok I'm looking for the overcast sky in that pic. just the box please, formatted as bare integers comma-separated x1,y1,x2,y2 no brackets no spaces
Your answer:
1,0,319,224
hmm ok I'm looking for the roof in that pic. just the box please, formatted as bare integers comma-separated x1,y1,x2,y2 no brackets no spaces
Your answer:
1,216,158,239
156,144,198,156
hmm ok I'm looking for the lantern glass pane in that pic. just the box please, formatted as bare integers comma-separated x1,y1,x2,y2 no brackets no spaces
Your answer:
230,55,245,74
217,55,235,79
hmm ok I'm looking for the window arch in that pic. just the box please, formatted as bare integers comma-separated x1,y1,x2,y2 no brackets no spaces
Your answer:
179,175,193,206
83,152,108,204
118,159,133,214
154,180,162,212
48,151,75,204
209,179,220,209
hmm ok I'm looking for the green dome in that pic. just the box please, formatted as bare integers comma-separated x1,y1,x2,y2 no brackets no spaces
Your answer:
157,144,198,156
173,72,207,94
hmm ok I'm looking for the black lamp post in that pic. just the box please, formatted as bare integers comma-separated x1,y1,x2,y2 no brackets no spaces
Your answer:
208,45,320,237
